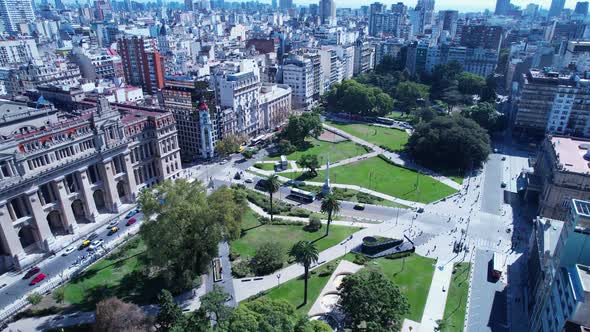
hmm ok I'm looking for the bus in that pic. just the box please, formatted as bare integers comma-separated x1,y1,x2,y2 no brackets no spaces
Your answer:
375,117,396,125
491,252,505,280
289,188,316,203
250,134,267,146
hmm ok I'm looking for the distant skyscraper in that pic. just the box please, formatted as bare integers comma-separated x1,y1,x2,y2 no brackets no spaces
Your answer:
548,0,566,18
438,10,458,38
575,1,589,16
0,0,34,34
279,0,292,10
416,0,434,26
271,0,277,8
184,0,193,11
494,0,510,15
54,0,64,10
319,0,335,25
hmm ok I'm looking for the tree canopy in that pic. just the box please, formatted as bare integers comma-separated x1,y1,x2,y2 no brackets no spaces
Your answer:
324,80,394,116
406,115,491,171
95,297,150,332
138,180,247,291
280,112,323,147
252,241,284,275
393,81,430,114
461,102,506,132
338,269,409,331
216,134,244,156
457,72,486,96
298,154,320,176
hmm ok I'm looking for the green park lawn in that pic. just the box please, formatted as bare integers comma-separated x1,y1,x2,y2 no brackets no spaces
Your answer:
262,262,336,313
441,263,471,332
287,183,410,209
267,137,368,164
232,210,360,261
60,238,164,310
351,254,436,322
254,163,277,171
290,157,457,203
326,121,409,151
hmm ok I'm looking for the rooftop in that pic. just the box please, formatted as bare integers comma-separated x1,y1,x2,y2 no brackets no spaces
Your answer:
574,200,590,218
551,136,590,174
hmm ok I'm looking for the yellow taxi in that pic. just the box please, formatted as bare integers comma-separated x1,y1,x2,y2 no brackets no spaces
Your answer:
109,226,119,235
79,240,91,249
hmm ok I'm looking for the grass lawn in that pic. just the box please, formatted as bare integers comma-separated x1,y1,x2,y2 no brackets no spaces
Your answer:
254,163,276,171
266,137,368,164
326,121,409,151
449,176,464,185
350,254,436,322
60,238,164,310
262,262,337,313
232,210,360,262
441,263,471,332
291,157,457,203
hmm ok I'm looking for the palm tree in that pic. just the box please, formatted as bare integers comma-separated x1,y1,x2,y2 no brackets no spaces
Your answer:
320,193,341,237
265,174,281,224
290,241,319,305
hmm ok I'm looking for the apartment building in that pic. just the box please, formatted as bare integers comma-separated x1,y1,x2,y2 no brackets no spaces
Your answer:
118,36,166,95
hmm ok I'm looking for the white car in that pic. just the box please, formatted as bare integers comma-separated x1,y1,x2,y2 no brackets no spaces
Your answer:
62,246,76,256
88,239,105,251
108,219,119,227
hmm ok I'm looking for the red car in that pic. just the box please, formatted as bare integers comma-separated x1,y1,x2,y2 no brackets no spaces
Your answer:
126,217,137,226
30,273,46,285
22,266,40,279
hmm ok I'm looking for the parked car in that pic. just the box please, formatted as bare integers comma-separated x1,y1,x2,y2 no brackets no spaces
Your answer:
126,218,137,226
62,246,76,256
353,204,365,210
29,273,46,285
108,219,119,227
108,226,119,235
22,266,40,279
125,210,139,219
245,178,254,184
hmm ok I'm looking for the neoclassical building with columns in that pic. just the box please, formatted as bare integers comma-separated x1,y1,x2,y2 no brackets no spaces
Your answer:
0,98,181,272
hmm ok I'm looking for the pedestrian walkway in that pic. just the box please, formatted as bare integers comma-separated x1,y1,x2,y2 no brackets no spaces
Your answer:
419,262,454,332
322,123,462,191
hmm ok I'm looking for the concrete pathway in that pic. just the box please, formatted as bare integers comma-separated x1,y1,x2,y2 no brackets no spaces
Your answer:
419,263,454,332
307,260,363,317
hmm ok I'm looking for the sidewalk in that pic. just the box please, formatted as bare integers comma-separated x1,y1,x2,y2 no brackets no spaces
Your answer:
418,263,454,332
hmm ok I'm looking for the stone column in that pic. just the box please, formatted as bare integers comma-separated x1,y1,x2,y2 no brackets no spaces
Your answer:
99,160,120,213
0,201,25,268
25,189,56,252
53,177,79,234
124,152,137,201
77,168,98,221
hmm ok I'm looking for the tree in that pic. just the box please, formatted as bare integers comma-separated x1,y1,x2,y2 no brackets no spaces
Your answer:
457,72,486,96
325,80,394,116
264,174,281,224
306,215,322,232
428,61,463,101
338,269,409,331
156,289,183,332
480,75,497,103
394,81,430,114
200,285,233,322
227,298,325,332
52,288,65,304
441,86,466,113
139,180,245,291
280,113,323,147
406,115,491,171
277,139,296,155
298,154,320,176
461,102,507,132
320,193,341,237
216,134,243,156
252,242,284,275
290,241,319,305
26,292,42,305
94,297,149,332
207,186,247,241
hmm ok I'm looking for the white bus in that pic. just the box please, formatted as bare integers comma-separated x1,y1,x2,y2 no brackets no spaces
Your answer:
289,188,316,203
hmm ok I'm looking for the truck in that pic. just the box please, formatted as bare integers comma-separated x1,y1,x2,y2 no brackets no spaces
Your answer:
491,252,506,280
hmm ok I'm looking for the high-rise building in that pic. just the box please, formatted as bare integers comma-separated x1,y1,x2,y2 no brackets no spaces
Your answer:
319,0,336,25
416,0,434,26
494,0,510,16
117,36,166,95
184,0,193,11
0,0,34,34
548,0,566,18
460,25,504,51
575,1,589,16
162,77,218,161
279,0,292,10
438,10,458,39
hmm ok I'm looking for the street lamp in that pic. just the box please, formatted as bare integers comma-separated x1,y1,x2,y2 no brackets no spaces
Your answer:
276,273,281,287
